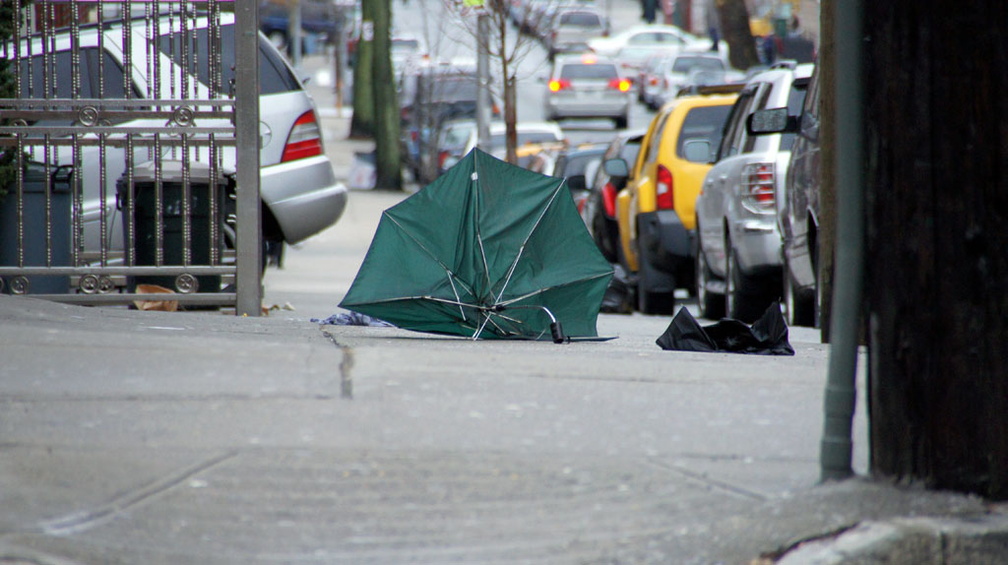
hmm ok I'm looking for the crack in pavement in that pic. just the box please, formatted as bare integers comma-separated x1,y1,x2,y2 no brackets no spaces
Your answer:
647,457,768,501
322,330,354,400
36,450,238,537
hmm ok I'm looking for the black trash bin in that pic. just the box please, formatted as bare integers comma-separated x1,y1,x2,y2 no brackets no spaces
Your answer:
0,162,72,295
117,160,228,294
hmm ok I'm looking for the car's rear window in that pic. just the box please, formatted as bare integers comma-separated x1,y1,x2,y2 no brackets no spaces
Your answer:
672,56,725,73
560,12,601,26
560,63,618,81
676,105,733,158
425,76,478,103
158,23,301,96
17,47,138,100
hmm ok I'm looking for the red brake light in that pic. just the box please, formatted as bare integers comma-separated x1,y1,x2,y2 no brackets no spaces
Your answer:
602,182,617,217
655,164,674,209
608,78,631,92
281,111,324,162
549,79,571,92
741,162,776,212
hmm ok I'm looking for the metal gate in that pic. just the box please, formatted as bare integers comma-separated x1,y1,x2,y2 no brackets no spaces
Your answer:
0,0,262,314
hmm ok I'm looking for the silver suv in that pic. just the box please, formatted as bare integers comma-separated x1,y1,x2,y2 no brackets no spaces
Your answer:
7,12,347,269
693,63,813,322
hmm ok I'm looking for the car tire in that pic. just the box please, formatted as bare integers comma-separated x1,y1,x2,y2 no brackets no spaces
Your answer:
784,257,814,326
695,235,724,320
614,115,628,129
636,242,675,315
725,239,763,323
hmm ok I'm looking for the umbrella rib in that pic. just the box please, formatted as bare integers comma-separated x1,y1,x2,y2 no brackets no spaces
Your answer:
497,270,613,307
495,183,566,302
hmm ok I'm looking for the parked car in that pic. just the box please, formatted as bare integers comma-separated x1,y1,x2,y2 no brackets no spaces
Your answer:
259,0,340,54
391,33,428,79
605,86,740,313
7,12,348,271
650,51,745,109
693,63,813,322
748,61,823,327
438,120,566,173
586,24,711,58
400,62,494,183
548,142,608,208
544,7,609,59
543,53,632,129
581,129,647,264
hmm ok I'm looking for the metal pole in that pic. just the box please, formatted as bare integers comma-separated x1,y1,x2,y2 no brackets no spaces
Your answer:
290,0,303,69
234,1,263,316
819,0,865,481
476,12,490,151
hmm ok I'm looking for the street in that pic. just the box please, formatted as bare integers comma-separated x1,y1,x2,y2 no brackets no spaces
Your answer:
0,2,888,563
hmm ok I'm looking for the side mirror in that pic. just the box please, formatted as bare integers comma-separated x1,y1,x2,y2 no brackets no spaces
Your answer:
566,174,586,192
682,139,711,164
747,107,799,135
603,157,630,179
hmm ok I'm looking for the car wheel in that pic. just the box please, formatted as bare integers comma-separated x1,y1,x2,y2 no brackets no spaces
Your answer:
636,241,675,315
784,257,814,326
725,239,763,323
614,115,628,129
695,235,724,320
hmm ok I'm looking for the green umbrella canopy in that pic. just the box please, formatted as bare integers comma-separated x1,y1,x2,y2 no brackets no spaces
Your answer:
339,148,614,340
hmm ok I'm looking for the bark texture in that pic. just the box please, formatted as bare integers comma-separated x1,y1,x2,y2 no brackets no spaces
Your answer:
864,0,1008,499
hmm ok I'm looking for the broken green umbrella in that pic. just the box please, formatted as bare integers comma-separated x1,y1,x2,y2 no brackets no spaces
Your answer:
339,149,613,341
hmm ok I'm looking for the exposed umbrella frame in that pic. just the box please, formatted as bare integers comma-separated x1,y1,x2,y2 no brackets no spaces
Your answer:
339,149,613,342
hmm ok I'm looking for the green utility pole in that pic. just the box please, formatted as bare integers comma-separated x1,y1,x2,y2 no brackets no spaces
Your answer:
371,0,401,190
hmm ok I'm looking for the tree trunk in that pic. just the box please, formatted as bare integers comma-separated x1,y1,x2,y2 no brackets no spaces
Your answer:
371,0,401,190
714,0,759,70
817,0,835,342
864,0,1008,500
349,0,375,139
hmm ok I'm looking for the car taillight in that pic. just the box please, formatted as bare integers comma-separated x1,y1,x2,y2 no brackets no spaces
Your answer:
602,181,618,218
608,78,631,92
655,164,674,209
281,111,324,162
741,162,776,213
548,79,571,92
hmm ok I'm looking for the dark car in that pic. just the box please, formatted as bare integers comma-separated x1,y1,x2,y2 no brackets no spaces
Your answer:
778,61,821,326
580,128,647,263
401,64,500,183
259,0,340,53
746,61,821,326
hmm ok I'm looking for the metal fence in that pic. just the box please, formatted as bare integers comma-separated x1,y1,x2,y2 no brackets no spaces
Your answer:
0,0,261,314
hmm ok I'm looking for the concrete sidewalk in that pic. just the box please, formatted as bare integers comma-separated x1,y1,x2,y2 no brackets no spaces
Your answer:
2,292,1006,565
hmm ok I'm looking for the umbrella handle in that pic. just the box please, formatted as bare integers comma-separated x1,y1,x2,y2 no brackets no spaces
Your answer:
549,321,567,344
493,304,568,344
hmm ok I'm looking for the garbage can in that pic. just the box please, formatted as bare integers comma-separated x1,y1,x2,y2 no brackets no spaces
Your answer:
117,160,228,294
0,161,72,295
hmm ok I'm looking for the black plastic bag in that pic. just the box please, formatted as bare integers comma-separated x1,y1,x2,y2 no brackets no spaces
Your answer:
656,302,795,355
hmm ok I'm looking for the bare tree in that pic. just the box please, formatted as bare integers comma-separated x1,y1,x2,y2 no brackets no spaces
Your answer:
441,0,547,165
714,0,759,70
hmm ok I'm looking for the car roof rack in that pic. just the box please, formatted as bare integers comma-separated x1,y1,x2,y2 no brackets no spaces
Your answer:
678,82,746,97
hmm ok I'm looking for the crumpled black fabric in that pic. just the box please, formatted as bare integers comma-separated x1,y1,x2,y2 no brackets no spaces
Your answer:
311,311,393,327
656,302,795,355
